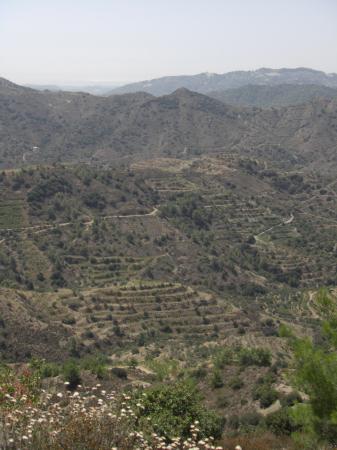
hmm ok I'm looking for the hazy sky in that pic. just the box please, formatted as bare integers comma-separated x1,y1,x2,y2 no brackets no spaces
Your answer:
1,0,337,85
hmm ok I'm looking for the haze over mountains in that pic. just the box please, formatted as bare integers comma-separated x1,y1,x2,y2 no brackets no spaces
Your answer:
25,82,123,96
109,67,337,96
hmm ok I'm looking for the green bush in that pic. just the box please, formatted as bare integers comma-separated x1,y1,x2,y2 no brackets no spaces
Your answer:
240,411,262,427
213,348,233,369
253,384,278,408
40,362,60,378
265,407,298,435
238,348,271,367
278,323,294,338
30,358,60,378
80,355,108,379
228,376,244,390
280,391,302,407
211,368,224,389
62,360,81,390
137,380,224,440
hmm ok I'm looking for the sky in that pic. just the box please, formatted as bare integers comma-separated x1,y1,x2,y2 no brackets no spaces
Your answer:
1,0,337,85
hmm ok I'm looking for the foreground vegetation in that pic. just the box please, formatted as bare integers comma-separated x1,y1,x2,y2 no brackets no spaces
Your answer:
0,364,293,450
1,295,337,450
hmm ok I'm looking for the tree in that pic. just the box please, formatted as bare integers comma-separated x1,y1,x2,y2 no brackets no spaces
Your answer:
292,289,337,446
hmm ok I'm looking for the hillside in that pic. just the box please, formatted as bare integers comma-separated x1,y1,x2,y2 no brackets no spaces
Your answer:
108,67,337,96
0,161,336,359
0,78,337,172
0,76,337,447
0,159,336,448
208,84,337,108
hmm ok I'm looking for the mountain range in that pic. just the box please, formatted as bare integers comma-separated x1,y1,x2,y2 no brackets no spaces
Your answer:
108,67,337,96
0,75,336,172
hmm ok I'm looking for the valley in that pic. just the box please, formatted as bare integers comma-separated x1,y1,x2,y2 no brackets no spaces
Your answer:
0,74,336,449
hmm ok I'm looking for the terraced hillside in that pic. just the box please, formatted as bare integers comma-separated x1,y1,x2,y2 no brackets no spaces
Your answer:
0,160,335,364
0,280,250,360
0,152,335,450
57,281,239,349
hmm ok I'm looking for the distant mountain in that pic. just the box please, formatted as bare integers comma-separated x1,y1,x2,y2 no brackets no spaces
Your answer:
208,84,337,108
108,68,337,96
25,83,123,95
0,77,336,172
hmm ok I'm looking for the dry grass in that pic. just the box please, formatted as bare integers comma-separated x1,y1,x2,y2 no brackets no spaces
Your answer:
221,433,295,450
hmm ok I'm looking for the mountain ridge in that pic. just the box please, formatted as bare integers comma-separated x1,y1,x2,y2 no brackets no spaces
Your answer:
208,83,337,108
108,67,337,96
0,76,336,172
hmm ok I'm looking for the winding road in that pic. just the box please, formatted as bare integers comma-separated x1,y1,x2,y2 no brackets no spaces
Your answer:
255,213,294,239
0,207,159,244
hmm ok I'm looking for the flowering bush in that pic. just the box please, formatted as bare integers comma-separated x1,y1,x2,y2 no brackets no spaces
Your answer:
0,383,225,449
0,365,302,449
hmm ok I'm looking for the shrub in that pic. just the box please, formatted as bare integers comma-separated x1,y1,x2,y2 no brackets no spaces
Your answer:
137,379,224,439
40,362,60,378
80,355,108,379
280,391,302,407
238,348,271,367
228,376,244,390
213,348,233,369
211,368,224,389
278,323,294,338
265,407,298,435
111,367,127,379
253,385,279,408
83,192,106,210
62,316,76,325
63,360,81,390
227,414,240,430
27,176,72,203
240,411,263,427
191,366,207,380
30,358,60,378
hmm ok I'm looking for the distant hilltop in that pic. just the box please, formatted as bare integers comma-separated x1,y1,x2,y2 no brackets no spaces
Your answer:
108,67,337,96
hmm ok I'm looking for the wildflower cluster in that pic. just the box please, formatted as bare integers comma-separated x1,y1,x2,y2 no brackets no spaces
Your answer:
0,383,226,450
0,366,39,409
